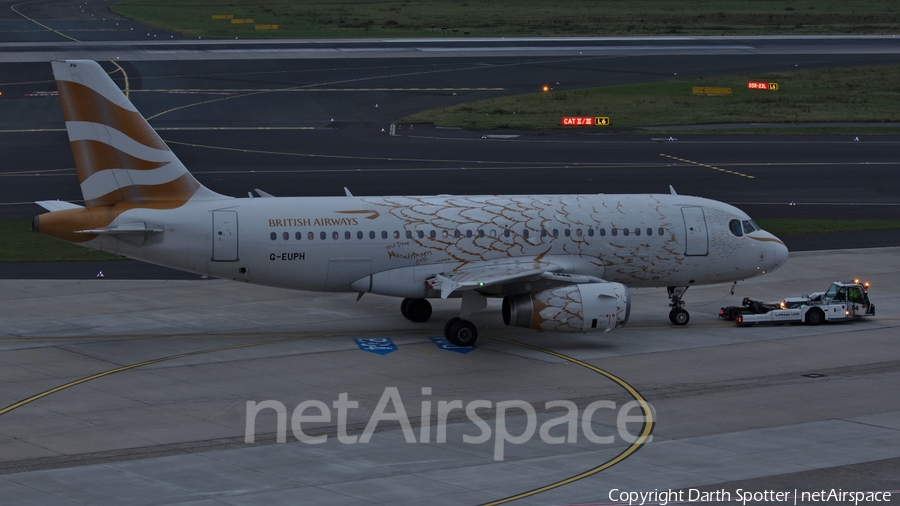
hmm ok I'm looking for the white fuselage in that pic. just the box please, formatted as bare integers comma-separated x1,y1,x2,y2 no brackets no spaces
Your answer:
84,193,787,298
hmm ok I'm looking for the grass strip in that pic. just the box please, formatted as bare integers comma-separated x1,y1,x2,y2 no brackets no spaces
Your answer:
0,221,122,262
401,65,900,131
110,0,900,39
755,219,900,236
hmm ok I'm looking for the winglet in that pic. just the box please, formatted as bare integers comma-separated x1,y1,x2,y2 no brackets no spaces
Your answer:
344,187,354,197
669,185,677,195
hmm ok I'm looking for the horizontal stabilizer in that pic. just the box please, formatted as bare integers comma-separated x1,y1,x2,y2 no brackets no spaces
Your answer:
75,222,164,235
35,200,84,212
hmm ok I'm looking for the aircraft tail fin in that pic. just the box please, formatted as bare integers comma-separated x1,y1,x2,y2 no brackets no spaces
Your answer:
51,60,224,209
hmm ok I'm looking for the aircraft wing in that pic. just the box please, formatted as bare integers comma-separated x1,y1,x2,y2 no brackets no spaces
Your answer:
427,260,564,299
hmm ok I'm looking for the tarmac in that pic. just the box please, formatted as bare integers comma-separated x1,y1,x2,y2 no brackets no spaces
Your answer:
1,247,898,505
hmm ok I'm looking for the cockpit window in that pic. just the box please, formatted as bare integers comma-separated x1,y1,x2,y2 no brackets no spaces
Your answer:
729,220,743,236
742,220,757,234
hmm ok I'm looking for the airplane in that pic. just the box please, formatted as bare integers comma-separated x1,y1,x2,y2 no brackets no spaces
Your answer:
33,60,789,346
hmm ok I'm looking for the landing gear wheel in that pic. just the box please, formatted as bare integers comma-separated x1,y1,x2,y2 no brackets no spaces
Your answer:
443,317,460,338
670,308,690,326
805,308,824,326
446,319,477,347
400,298,412,319
405,298,432,323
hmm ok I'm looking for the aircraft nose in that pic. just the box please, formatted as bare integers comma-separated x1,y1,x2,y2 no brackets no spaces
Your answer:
772,240,789,271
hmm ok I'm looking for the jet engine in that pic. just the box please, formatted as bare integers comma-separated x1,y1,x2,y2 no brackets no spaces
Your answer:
502,282,630,333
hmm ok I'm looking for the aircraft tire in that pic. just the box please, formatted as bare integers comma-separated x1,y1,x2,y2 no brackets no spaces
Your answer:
446,319,478,347
443,317,460,338
406,298,432,323
670,308,690,326
400,298,412,319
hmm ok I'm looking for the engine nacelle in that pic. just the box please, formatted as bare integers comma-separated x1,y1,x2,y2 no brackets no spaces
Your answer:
502,283,631,333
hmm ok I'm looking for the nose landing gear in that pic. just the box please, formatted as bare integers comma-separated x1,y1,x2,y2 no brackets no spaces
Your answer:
668,286,690,325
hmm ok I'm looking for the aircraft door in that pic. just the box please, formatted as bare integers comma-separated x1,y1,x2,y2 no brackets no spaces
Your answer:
212,210,239,261
681,207,708,256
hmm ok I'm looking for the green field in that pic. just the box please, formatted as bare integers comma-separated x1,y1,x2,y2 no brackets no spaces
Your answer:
754,219,900,236
401,64,900,131
0,221,121,262
110,0,900,39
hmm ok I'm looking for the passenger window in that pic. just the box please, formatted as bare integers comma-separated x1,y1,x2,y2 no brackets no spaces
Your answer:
552,229,559,237
612,228,618,236
466,230,473,238
406,231,412,239
429,230,436,239
309,232,315,240
320,231,327,240
381,231,387,239
588,228,594,237
541,229,548,237
333,231,339,240
417,230,424,239
358,231,364,239
599,228,606,236
487,230,494,238
623,228,629,236
295,232,302,240
658,228,664,236
565,229,571,237
647,228,652,236
283,232,289,240
369,231,375,239
442,230,448,238
576,229,583,237
394,231,400,239
504,229,510,238
635,228,641,236
523,229,529,238
270,232,276,241
454,230,460,238
729,220,743,236
345,231,351,240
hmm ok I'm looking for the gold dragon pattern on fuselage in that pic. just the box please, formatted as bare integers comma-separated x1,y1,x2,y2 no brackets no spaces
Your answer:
361,194,707,286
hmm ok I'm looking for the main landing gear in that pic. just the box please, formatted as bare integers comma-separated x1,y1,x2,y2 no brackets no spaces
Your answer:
400,297,432,323
667,286,690,325
400,292,486,347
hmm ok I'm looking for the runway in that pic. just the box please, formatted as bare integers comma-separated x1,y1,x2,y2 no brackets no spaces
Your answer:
2,44,900,228
2,2,900,503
